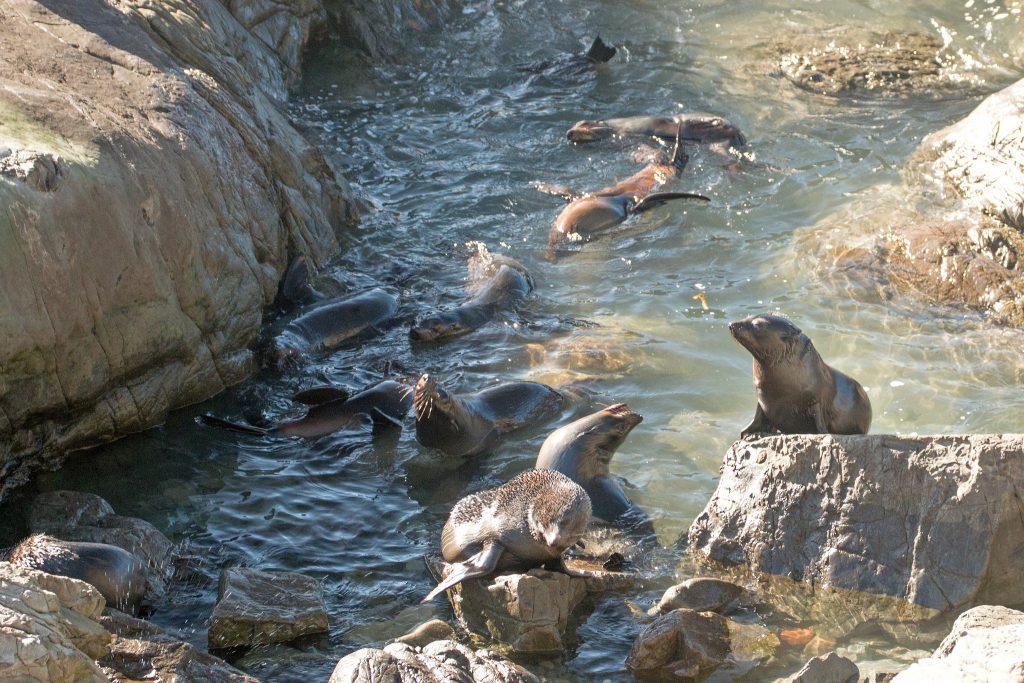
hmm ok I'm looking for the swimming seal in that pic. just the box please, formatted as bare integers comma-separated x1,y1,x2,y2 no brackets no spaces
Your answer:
7,534,148,613
729,314,872,438
200,379,412,437
535,403,648,528
544,128,710,260
274,254,321,312
566,113,746,148
423,469,591,602
270,288,398,368
410,246,533,342
413,373,568,457
521,35,617,77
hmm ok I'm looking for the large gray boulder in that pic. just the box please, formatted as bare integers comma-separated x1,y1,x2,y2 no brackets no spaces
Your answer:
688,434,1024,612
328,639,539,683
892,605,1024,682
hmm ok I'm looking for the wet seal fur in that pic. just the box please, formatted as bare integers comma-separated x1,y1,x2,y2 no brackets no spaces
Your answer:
729,314,871,438
413,373,569,457
200,379,411,437
7,534,148,613
410,245,534,342
423,469,591,602
566,113,746,149
520,35,617,77
535,403,648,528
543,126,710,260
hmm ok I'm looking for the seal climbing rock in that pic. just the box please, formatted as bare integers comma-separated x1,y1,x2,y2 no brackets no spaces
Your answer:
729,314,871,438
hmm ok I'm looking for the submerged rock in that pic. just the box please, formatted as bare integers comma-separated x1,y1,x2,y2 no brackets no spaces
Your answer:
789,651,859,683
649,577,747,616
688,434,1024,612
328,640,538,683
208,567,329,648
393,619,457,648
626,609,731,680
892,605,1024,681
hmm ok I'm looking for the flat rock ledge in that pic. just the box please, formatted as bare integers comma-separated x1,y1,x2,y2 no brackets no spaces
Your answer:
329,639,538,683
209,566,329,649
688,434,1024,612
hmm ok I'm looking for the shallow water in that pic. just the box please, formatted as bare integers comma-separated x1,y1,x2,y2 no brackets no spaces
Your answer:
2,1,1023,681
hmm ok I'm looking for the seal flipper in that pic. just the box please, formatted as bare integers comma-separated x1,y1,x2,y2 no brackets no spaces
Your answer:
198,414,270,436
585,35,617,64
370,407,404,433
422,541,504,602
292,386,350,405
631,192,711,214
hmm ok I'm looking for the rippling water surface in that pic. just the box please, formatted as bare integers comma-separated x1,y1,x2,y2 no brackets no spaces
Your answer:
2,1,1023,681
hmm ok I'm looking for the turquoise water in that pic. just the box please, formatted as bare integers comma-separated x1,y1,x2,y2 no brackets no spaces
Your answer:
2,1,1023,680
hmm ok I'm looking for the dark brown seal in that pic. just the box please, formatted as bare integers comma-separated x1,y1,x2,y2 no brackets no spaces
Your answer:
567,113,746,148
200,379,411,437
7,534,148,613
728,314,871,438
423,469,591,602
413,373,569,457
520,35,617,77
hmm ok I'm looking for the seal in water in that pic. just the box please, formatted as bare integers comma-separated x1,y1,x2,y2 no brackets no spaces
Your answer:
535,403,648,527
410,245,533,342
270,288,398,368
729,314,872,438
200,379,412,437
566,113,746,148
543,127,710,260
274,254,321,312
423,469,591,602
7,534,148,613
413,373,569,457
520,35,617,77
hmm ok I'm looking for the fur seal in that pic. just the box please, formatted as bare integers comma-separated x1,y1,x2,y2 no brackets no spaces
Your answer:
729,314,872,438
410,246,533,342
200,379,412,437
544,129,710,260
413,373,569,457
274,254,321,312
566,113,746,148
535,403,647,527
423,469,591,602
7,534,148,613
521,35,617,77
270,288,398,367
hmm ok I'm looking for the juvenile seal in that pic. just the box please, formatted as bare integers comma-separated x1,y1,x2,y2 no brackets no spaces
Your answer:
410,245,533,342
423,469,591,602
521,35,617,77
544,129,710,260
270,288,398,367
535,403,647,526
7,534,148,613
200,379,411,437
566,113,746,148
729,314,872,438
413,373,569,457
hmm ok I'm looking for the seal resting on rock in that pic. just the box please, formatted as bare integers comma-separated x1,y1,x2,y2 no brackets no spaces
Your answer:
7,534,148,613
728,314,872,438
410,245,534,342
200,379,412,437
413,373,571,457
423,469,592,602
566,113,746,149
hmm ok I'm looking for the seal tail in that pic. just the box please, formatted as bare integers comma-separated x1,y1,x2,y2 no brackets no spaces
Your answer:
632,191,711,214
198,414,270,436
585,35,617,63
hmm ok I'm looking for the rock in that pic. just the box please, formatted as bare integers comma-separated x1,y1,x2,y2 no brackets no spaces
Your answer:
863,673,897,683
790,651,859,683
688,435,1024,612
0,561,111,682
323,1,451,59
328,639,538,683
29,490,173,607
394,618,457,648
99,610,258,683
625,608,731,680
649,578,747,616
891,605,1024,682
208,566,329,648
727,620,781,663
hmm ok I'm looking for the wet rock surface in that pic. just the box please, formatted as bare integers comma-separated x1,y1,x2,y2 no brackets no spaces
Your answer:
688,434,1024,612
393,618,458,648
626,608,731,680
328,639,538,683
649,577,748,616
789,651,860,683
209,566,329,648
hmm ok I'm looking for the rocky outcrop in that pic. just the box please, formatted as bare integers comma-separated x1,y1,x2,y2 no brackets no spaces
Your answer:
789,652,859,683
321,0,451,59
688,434,1024,612
626,609,731,680
208,566,329,648
892,605,1024,682
328,639,539,683
0,561,111,683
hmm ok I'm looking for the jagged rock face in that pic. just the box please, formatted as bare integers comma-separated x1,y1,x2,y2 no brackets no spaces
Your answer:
328,640,539,683
892,605,1024,682
688,434,1024,612
321,0,451,59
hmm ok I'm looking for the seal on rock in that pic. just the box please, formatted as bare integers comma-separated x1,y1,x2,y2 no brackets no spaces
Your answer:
7,534,148,613
413,373,570,457
566,113,746,149
423,469,592,602
535,403,647,527
728,314,872,438
200,379,412,437
410,245,534,342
